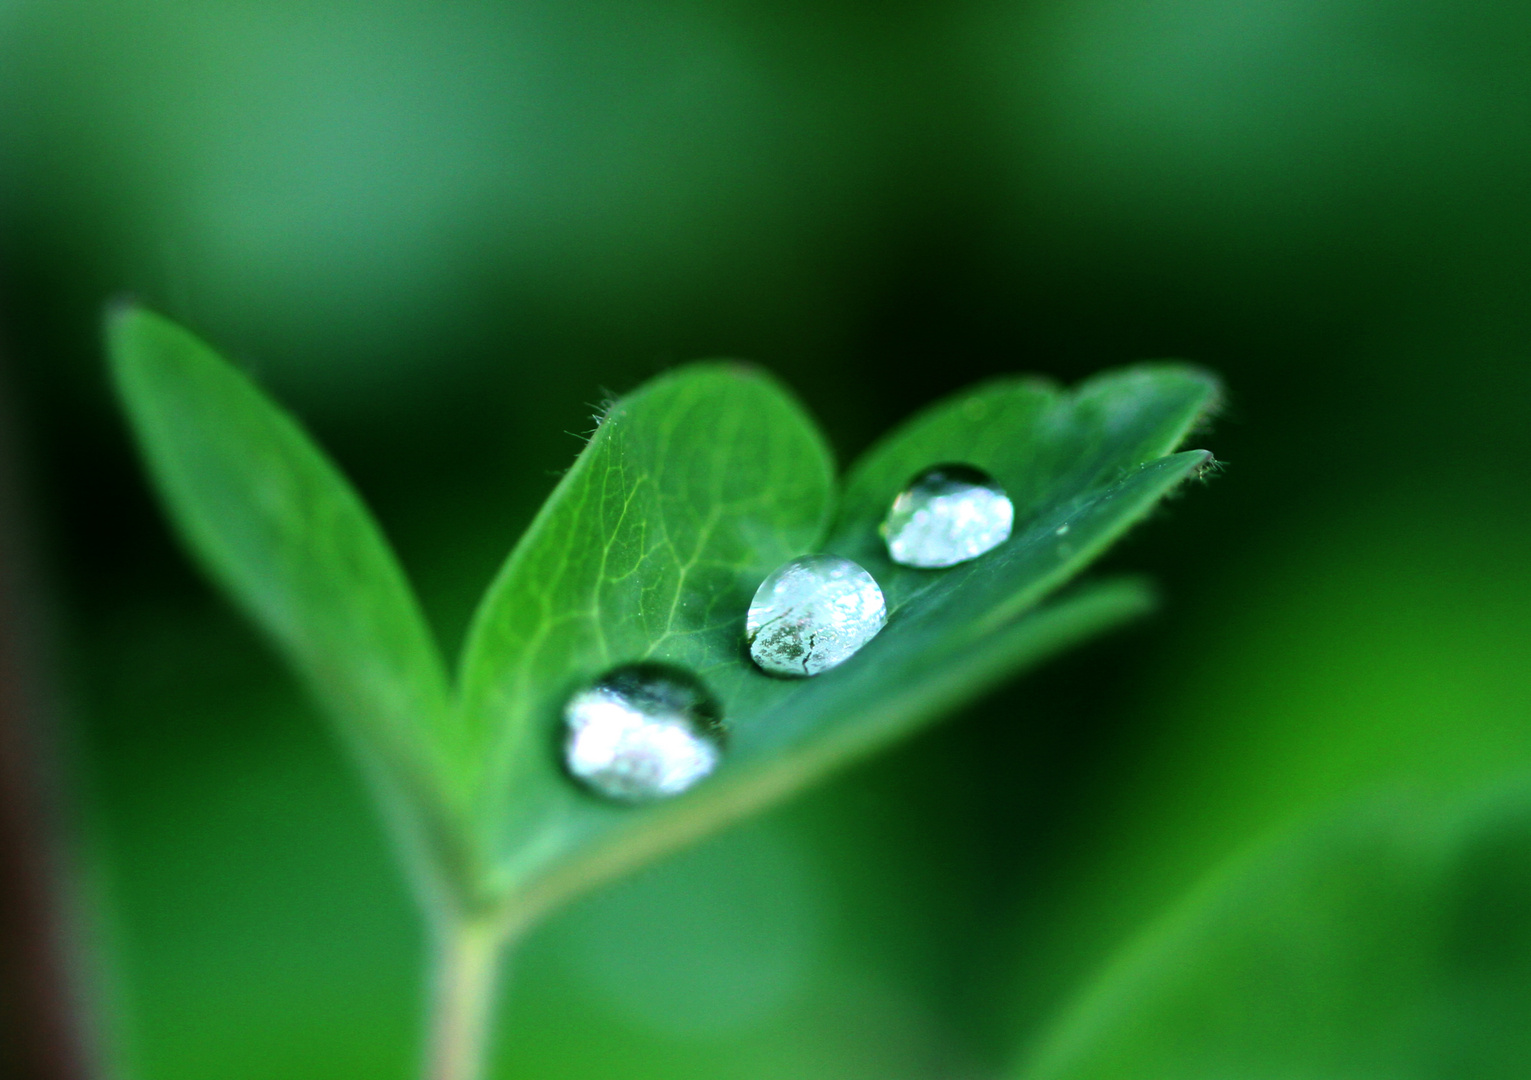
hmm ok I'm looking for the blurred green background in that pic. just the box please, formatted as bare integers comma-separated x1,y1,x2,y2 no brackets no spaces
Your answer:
4,0,1531,1077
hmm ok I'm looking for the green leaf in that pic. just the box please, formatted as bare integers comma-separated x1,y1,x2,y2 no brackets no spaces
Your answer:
109,305,1218,925
828,366,1216,634
454,363,839,905
1015,783,1531,1080
459,361,1218,923
107,306,455,829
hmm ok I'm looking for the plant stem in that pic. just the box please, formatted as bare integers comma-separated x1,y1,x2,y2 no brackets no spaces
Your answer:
0,337,103,1078
425,916,509,1080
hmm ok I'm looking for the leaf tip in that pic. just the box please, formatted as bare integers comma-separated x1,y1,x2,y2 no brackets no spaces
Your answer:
1190,452,1226,483
103,293,142,331
103,297,148,368
103,301,193,387
1183,368,1228,435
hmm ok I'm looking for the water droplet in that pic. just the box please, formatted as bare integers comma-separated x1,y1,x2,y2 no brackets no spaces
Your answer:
1054,523,1070,536
882,464,1014,568
746,555,886,677
563,664,724,801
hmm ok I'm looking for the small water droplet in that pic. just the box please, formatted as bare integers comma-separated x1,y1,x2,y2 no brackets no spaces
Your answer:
746,555,886,677
1054,523,1070,536
563,664,723,801
882,464,1014,568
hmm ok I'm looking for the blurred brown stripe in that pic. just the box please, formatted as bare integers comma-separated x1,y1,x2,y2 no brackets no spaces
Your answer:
0,341,101,1079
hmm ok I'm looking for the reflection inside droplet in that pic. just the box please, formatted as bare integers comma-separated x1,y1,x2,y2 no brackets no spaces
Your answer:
563,664,724,801
882,464,1014,568
746,554,886,677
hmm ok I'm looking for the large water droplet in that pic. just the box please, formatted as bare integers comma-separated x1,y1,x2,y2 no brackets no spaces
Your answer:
882,464,1014,568
563,664,724,801
746,554,886,677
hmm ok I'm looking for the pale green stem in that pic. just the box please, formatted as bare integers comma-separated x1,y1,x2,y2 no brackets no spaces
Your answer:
425,916,510,1080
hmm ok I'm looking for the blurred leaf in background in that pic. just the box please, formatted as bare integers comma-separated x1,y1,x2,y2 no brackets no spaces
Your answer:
4,0,1531,1077
1020,782,1531,1080
1000,481,1531,1077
